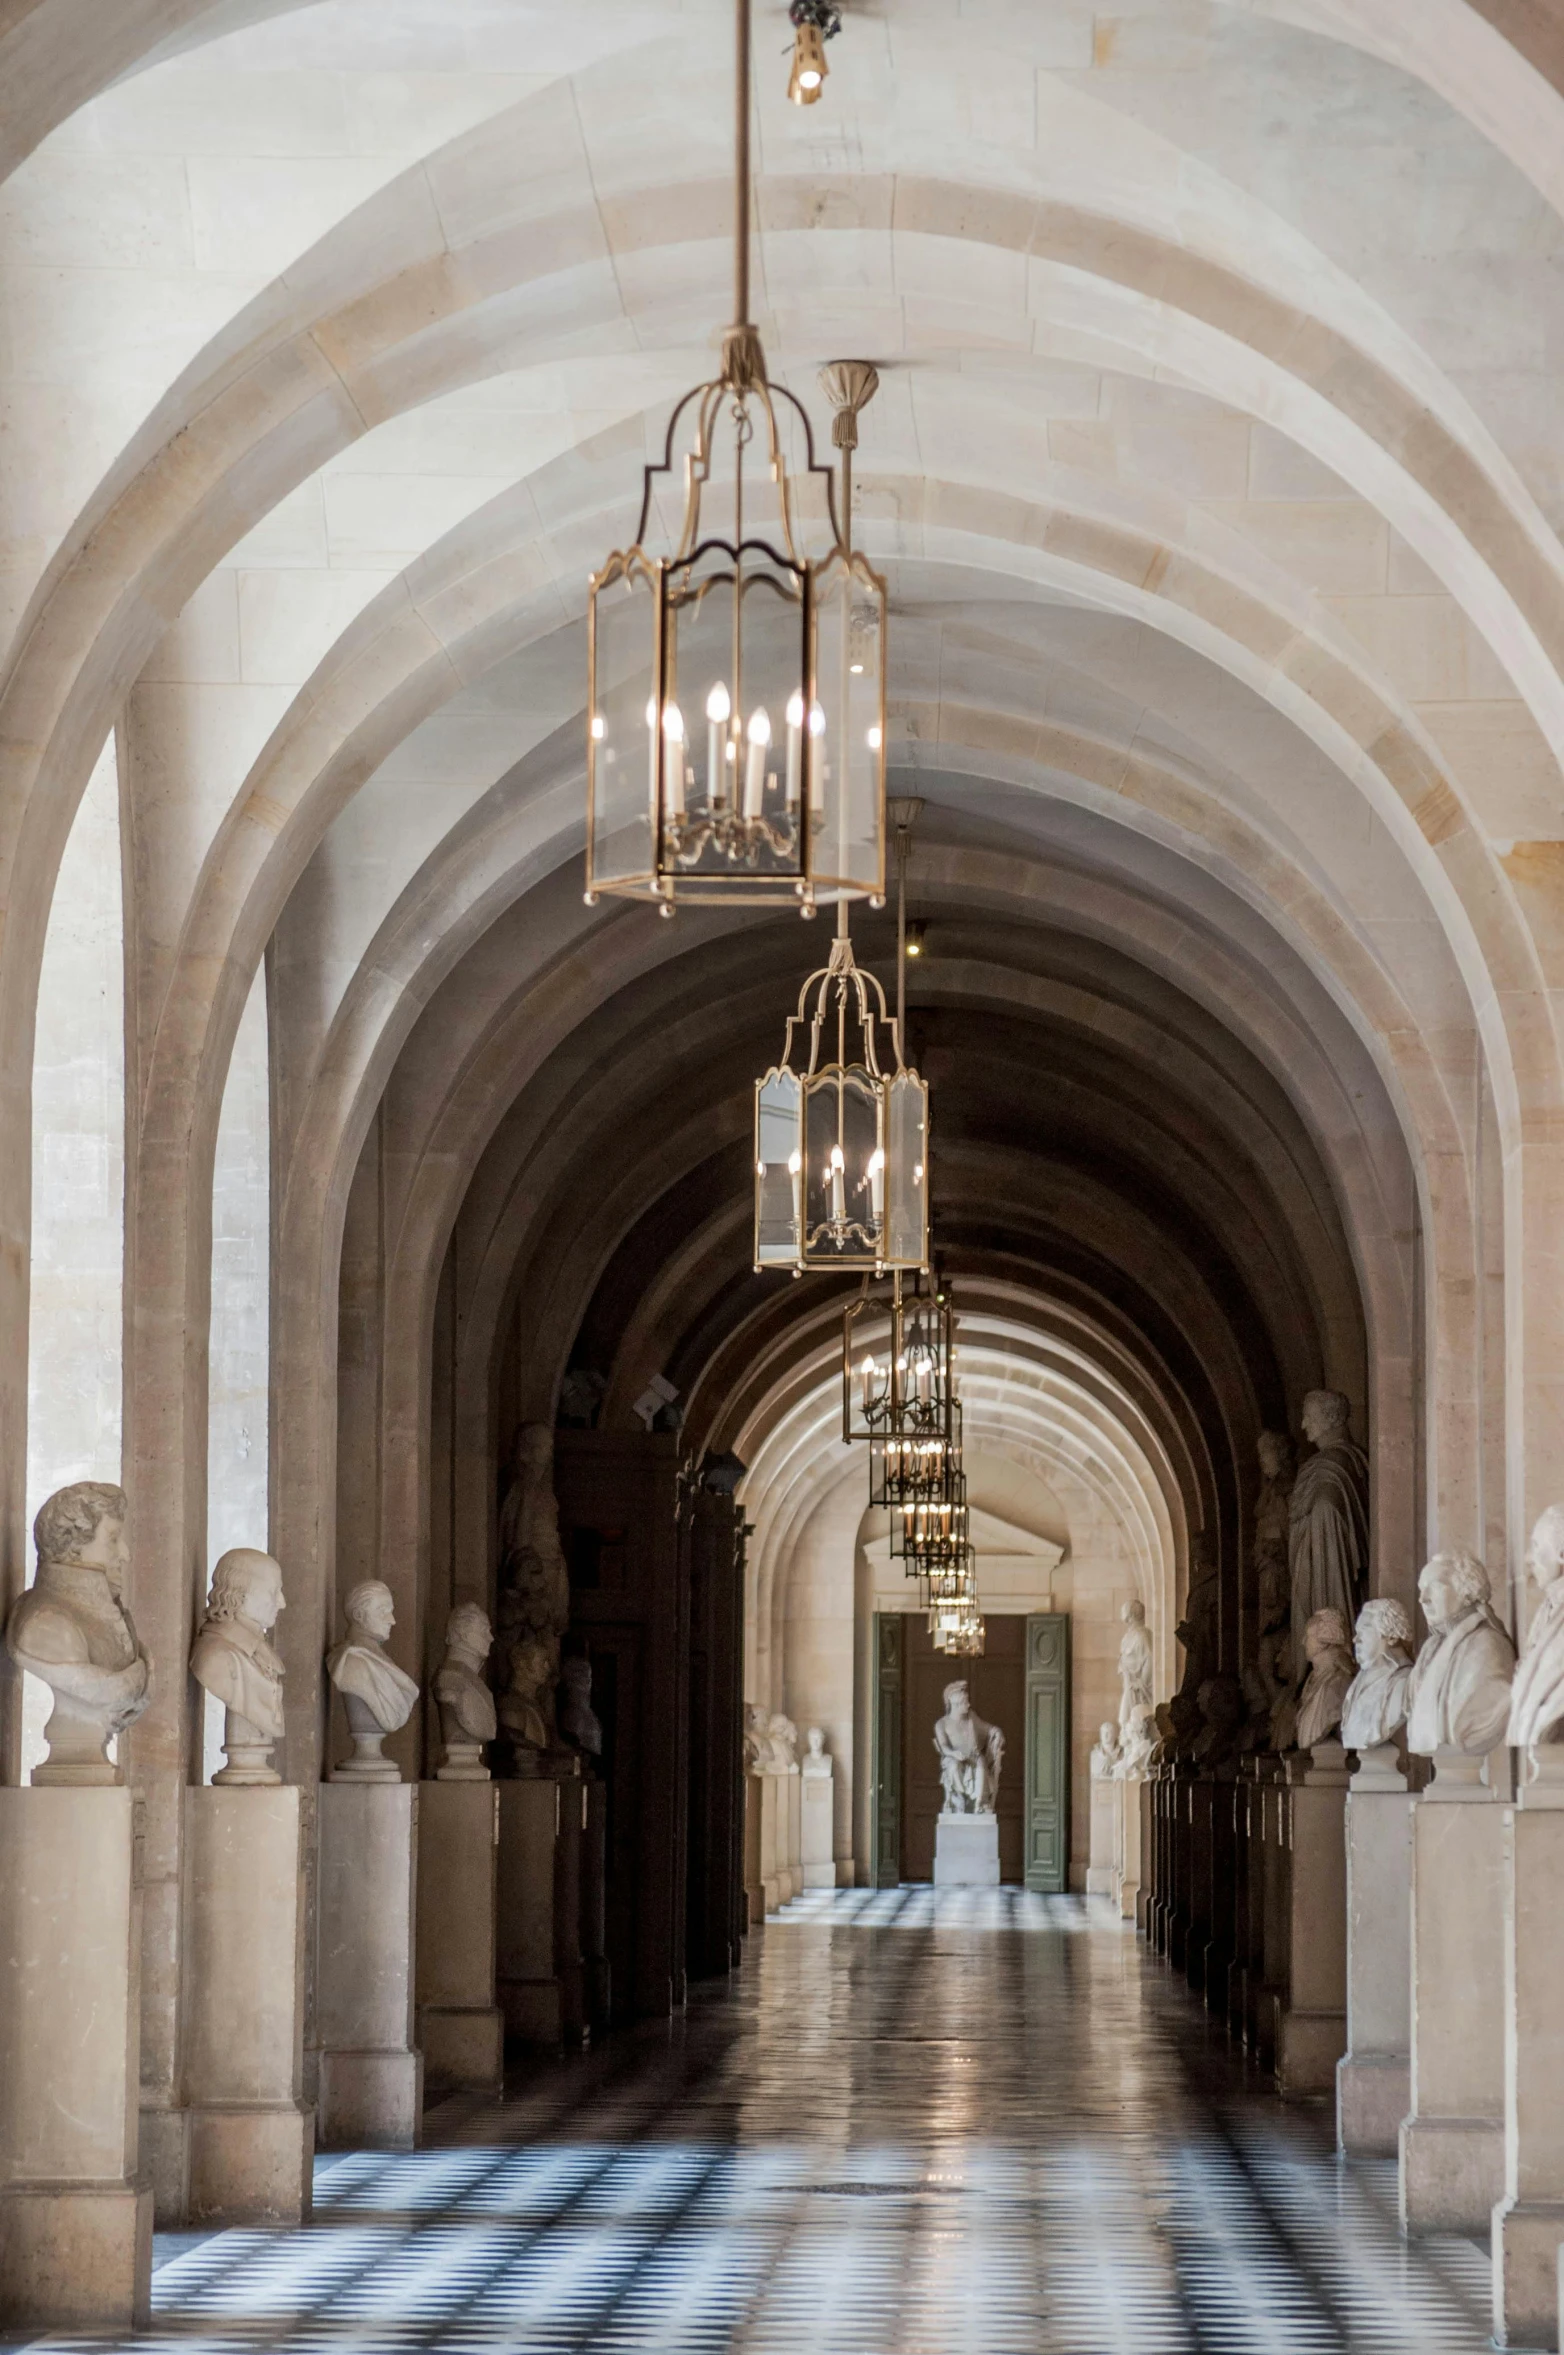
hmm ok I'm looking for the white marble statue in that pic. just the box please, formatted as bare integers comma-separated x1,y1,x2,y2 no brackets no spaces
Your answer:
802,1725,831,1777
1294,1607,1355,1751
743,1701,768,1772
766,1712,799,1772
326,1578,420,1781
6,1481,151,1785
1115,1701,1156,1779
1116,1598,1153,1737
934,1678,1004,1815
1340,1597,1415,1752
1507,1505,1564,1754
190,1546,285,1785
557,1655,603,1760
1090,1720,1121,1778
1289,1389,1370,1674
433,1602,496,1782
1404,1550,1515,1757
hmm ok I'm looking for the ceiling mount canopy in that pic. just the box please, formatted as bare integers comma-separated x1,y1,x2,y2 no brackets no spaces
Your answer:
584,0,887,914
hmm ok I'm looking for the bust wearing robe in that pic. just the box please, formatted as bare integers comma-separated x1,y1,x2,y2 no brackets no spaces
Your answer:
1405,1551,1515,1758
7,1481,151,1784
1289,1390,1369,1675
1507,1505,1564,1753
934,1679,1004,1815
1340,1597,1414,1752
1295,1608,1355,1752
327,1579,420,1780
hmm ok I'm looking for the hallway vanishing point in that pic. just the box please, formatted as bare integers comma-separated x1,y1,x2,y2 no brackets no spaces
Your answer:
22,1893,1491,2355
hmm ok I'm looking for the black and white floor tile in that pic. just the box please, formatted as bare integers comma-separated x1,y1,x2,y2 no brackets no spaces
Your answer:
21,1890,1493,2355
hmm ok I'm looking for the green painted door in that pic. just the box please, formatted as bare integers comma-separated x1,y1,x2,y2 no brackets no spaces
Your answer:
870,1612,903,1887
1024,1613,1070,1893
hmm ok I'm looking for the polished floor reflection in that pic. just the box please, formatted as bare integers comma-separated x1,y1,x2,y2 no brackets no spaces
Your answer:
29,1890,1490,2355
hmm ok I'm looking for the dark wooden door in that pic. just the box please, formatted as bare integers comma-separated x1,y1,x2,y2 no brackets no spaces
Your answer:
682,1476,746,1980
1024,1612,1071,1893
899,1615,1026,1883
870,1612,902,1887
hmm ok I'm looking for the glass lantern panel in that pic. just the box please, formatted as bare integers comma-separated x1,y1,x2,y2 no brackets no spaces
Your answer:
662,543,806,889
802,1064,882,1265
844,1302,894,1444
754,1067,803,1266
587,557,660,895
810,552,886,903
884,1071,929,1269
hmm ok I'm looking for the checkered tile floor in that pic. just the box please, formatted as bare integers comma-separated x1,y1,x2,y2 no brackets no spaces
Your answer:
21,1890,1493,2354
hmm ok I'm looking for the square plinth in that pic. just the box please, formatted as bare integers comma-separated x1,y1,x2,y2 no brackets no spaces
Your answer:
934,1813,999,1886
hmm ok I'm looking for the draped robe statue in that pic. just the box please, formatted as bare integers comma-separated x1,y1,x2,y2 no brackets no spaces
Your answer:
1289,1390,1369,1678
1116,1599,1153,1737
934,1680,1004,1814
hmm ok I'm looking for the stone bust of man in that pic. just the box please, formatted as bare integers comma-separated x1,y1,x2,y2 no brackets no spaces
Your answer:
1090,1720,1121,1778
1507,1505,1564,1754
801,1725,831,1777
433,1602,496,1782
557,1655,603,1760
1294,1607,1355,1752
326,1578,420,1781
190,1546,286,1785
6,1480,151,1784
934,1679,1004,1815
1340,1596,1415,1752
1405,1549,1515,1757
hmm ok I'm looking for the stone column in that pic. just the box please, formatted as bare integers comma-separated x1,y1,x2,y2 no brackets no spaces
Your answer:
1400,1753,1506,2231
786,1767,802,1901
1087,1770,1120,1897
182,1786,312,2221
0,1788,152,2330
415,1782,502,2096
316,1783,422,2148
1494,1763,1564,2346
1337,1743,1412,2155
1276,1743,1349,2097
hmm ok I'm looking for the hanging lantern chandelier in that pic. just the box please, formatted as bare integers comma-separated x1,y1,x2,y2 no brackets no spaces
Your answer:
842,1273,959,1507
584,0,887,913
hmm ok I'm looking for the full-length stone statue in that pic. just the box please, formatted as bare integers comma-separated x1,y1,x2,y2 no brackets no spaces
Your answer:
1340,1597,1415,1752
1254,1429,1295,1581
1404,1550,1515,1757
497,1424,570,1748
1116,1598,1153,1736
6,1481,151,1784
934,1679,1004,1814
433,1602,496,1782
1289,1389,1369,1672
326,1578,420,1780
190,1546,286,1785
1244,1433,1296,1750
1507,1504,1564,1753
1294,1607,1356,1750
1175,1533,1220,1699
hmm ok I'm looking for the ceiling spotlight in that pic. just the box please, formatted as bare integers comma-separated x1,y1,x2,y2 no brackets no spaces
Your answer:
788,1,841,104
905,922,926,958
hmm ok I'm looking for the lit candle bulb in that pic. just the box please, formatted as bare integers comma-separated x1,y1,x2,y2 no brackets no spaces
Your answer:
809,701,826,819
744,707,771,820
663,703,685,816
867,1145,885,1223
860,1354,876,1412
829,1142,845,1223
706,683,730,807
785,691,804,810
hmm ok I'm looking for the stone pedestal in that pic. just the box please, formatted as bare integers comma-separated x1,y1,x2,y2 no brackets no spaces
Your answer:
0,1788,152,2331
801,1767,837,1889
743,1774,765,1925
316,1782,422,2149
416,1783,502,2095
785,1768,802,1900
581,1777,610,2030
182,1787,312,2222
1400,1753,1505,2232
934,1812,999,1886
760,1772,784,1911
1494,1766,1564,2347
496,1771,584,2046
1118,1773,1144,1919
1276,1744,1349,2097
1337,1744,1412,2156
1087,1771,1121,1897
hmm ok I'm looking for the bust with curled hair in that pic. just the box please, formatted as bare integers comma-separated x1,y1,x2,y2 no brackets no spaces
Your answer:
1405,1550,1515,1758
1508,1506,1564,1754
6,1480,150,1784
1295,1607,1356,1752
190,1548,286,1784
1340,1597,1415,1751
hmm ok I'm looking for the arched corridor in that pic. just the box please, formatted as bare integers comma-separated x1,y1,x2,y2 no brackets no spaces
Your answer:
26,1894,1493,2355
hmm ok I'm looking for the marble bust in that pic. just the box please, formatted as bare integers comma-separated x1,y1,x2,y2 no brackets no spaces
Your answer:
326,1578,420,1781
1289,1389,1369,1672
433,1602,496,1782
1340,1597,1414,1752
1116,1599,1153,1736
1090,1720,1121,1778
801,1725,831,1777
743,1701,768,1771
190,1546,286,1785
557,1655,603,1759
767,1712,800,1772
1116,1702,1155,1779
6,1481,151,1785
1404,1550,1515,1757
497,1634,552,1757
1294,1607,1355,1752
934,1679,1004,1814
1506,1505,1564,1755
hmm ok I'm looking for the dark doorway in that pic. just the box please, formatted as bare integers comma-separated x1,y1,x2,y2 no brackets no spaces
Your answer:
900,1614,1026,1882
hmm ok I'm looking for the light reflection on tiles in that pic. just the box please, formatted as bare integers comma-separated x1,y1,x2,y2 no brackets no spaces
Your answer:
23,1889,1494,2355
